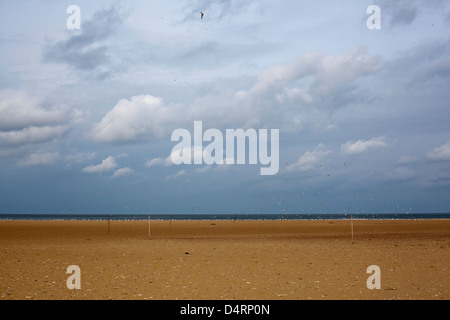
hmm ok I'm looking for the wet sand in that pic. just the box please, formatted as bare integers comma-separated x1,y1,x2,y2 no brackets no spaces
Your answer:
0,219,448,300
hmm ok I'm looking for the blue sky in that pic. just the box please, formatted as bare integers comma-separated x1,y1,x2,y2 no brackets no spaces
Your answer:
1,0,450,215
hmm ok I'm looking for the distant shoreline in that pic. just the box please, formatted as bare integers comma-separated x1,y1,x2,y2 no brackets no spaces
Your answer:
1,212,449,221
1,218,450,222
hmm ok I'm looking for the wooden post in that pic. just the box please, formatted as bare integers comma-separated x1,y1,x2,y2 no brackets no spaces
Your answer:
108,215,111,234
148,215,151,240
351,214,354,243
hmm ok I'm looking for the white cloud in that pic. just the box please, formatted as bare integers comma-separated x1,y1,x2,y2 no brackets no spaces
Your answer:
90,47,383,144
287,146,332,172
82,156,118,173
237,46,382,109
90,95,183,143
18,152,61,167
0,125,68,146
145,156,173,167
0,89,68,131
427,141,450,161
166,169,187,180
341,137,387,155
146,146,206,167
190,47,382,132
0,89,81,147
112,167,133,178
116,153,129,159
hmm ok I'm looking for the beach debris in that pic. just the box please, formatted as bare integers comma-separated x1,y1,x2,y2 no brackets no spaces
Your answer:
185,252,190,255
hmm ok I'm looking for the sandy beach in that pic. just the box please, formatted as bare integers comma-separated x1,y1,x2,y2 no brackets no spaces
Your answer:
0,219,448,300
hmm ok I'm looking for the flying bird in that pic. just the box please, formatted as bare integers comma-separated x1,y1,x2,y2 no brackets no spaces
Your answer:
201,12,204,19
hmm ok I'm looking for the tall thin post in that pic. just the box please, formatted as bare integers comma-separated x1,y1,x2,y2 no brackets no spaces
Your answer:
108,215,111,234
351,214,354,243
148,215,151,240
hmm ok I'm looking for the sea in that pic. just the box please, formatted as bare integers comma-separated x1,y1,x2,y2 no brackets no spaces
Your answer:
0,213,449,221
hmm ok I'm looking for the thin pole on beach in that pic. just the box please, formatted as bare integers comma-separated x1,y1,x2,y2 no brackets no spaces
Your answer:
148,215,151,240
351,214,354,243
108,215,111,234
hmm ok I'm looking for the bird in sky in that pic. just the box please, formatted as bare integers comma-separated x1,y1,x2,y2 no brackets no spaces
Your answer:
201,12,204,19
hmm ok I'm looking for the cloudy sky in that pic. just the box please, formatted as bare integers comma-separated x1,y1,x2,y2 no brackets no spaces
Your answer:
1,0,449,215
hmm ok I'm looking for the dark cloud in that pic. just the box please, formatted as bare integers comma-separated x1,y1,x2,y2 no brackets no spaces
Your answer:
387,2,417,26
387,37,450,88
42,5,126,72
376,0,446,27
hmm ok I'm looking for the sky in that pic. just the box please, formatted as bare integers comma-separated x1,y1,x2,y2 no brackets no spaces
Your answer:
0,0,450,215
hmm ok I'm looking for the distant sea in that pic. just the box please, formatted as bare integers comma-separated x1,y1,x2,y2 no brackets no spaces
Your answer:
0,213,449,221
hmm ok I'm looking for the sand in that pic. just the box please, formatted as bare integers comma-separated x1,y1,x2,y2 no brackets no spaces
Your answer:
0,219,448,300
